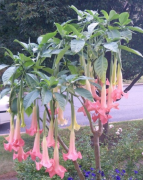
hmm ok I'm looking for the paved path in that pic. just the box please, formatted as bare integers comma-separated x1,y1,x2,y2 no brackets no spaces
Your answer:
0,85,143,135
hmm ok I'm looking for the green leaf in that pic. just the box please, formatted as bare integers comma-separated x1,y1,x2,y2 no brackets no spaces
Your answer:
68,65,78,74
70,5,83,17
54,92,66,110
66,74,77,82
41,86,52,105
55,46,70,65
49,76,58,88
104,42,118,52
71,39,85,53
75,88,93,102
90,82,101,90
94,55,108,83
41,49,52,57
26,73,39,88
119,45,143,57
108,10,119,21
42,67,54,75
128,26,143,33
55,23,65,36
67,24,80,36
107,30,120,40
23,89,40,110
57,70,69,77
40,31,57,44
25,106,33,116
0,88,10,99
101,10,109,19
14,39,28,50
2,66,18,85
120,30,132,41
119,12,129,25
88,23,99,34
0,64,9,70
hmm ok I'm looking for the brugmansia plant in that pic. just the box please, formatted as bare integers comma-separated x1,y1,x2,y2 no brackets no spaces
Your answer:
1,5,143,180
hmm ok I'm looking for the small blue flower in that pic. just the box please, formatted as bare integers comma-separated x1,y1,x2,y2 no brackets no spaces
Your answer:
79,165,82,168
134,170,138,174
84,174,89,178
122,169,126,173
120,173,124,176
90,167,94,171
86,171,91,174
129,178,132,180
116,175,121,180
91,173,96,177
83,170,86,173
115,169,120,173
68,178,73,180
101,171,105,177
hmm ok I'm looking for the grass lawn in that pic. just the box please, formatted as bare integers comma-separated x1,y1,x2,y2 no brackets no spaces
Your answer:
0,120,143,179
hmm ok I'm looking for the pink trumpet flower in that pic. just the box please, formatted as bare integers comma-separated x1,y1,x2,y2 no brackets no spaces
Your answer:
36,136,53,171
30,130,42,161
57,107,67,126
47,145,67,179
4,117,15,152
63,129,82,161
101,84,107,109
48,108,59,115
13,146,30,162
12,115,25,151
107,83,119,111
112,65,128,101
46,121,55,148
90,84,100,101
26,105,42,136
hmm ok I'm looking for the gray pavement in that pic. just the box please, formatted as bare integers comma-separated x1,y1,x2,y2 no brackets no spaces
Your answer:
0,85,143,135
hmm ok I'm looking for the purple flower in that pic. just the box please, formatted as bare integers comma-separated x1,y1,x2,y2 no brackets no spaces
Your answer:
68,178,73,180
116,175,121,180
101,171,105,177
84,174,89,178
122,169,126,173
134,170,138,174
90,167,94,171
79,165,82,168
91,173,96,177
86,171,91,174
115,169,120,173
129,178,132,180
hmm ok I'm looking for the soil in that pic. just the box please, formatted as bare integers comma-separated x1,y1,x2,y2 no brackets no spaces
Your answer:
0,172,17,180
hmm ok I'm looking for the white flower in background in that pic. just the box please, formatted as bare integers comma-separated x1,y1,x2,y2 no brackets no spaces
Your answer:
109,124,114,129
116,131,120,135
118,128,122,132
95,126,99,131
142,152,143,155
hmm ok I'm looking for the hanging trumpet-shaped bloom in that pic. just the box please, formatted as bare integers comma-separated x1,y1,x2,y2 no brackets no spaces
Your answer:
12,115,25,151
57,107,67,126
30,130,42,161
112,64,128,101
46,120,55,148
48,108,59,115
4,115,15,152
107,83,119,111
63,129,82,161
68,112,80,131
47,144,67,179
13,146,30,162
36,136,53,171
26,105,42,136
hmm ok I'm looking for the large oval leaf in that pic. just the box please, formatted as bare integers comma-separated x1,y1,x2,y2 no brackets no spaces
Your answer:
2,66,18,85
75,88,93,102
41,86,52,105
23,89,40,110
94,55,108,83
119,45,143,57
54,92,66,110
0,64,9,70
71,39,85,53
26,73,39,88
